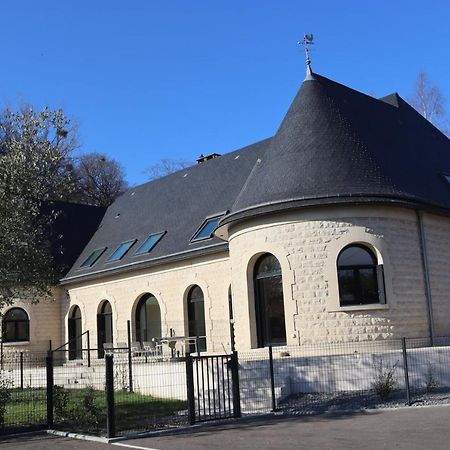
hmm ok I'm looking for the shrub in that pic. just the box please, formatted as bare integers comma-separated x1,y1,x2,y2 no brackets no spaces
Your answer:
372,358,398,400
0,373,13,426
53,385,69,419
66,386,105,429
425,362,440,393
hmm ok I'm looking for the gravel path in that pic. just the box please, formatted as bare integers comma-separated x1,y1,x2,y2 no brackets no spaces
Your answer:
279,388,450,414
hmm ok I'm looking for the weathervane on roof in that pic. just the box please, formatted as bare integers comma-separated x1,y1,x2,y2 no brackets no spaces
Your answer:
298,34,314,78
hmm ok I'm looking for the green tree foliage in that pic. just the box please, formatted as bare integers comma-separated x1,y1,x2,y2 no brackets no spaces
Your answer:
0,107,76,307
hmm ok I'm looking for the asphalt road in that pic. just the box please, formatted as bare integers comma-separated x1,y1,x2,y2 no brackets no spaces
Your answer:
1,405,450,449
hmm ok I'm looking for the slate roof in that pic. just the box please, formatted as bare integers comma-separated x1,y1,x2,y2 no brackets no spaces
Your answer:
61,70,450,284
43,201,106,276
61,139,268,283
220,72,450,226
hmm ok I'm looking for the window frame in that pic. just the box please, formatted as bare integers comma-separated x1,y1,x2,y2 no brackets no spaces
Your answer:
80,247,107,268
2,308,30,343
107,240,137,262
134,231,166,256
190,212,226,243
337,244,381,307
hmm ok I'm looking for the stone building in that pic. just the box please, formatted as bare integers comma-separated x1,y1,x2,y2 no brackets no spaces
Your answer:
4,65,450,357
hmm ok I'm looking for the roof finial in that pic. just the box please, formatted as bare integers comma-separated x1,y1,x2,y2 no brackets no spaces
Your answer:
298,34,314,80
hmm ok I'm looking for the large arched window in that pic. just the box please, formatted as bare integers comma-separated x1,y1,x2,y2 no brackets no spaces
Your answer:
135,294,161,343
254,254,286,348
2,308,29,342
337,244,381,306
187,286,207,352
97,301,113,358
68,306,82,360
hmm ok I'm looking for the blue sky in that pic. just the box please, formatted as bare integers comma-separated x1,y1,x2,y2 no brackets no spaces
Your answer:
1,1,449,185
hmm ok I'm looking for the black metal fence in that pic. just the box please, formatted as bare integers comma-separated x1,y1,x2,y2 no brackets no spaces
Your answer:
238,337,450,414
1,336,450,437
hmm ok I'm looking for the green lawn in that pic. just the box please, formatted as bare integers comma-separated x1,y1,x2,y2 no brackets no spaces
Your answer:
3,387,187,434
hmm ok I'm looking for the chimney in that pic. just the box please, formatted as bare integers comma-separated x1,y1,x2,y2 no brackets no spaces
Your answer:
196,153,221,164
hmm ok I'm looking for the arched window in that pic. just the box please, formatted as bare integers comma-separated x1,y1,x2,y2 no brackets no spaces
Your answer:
2,308,29,342
337,244,381,306
187,286,207,352
97,301,113,358
254,254,286,347
68,306,83,360
135,294,161,343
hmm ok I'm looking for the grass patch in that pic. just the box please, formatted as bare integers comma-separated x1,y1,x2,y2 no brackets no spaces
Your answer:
1,387,187,435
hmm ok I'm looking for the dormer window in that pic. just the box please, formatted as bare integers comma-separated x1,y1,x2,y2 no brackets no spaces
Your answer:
135,232,165,255
191,214,224,242
80,248,107,268
107,240,136,262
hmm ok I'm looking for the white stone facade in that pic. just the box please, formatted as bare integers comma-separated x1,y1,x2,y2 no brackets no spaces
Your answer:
4,205,450,355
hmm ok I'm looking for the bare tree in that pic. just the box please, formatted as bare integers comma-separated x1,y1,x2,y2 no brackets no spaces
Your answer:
72,152,128,207
145,158,192,180
410,71,449,135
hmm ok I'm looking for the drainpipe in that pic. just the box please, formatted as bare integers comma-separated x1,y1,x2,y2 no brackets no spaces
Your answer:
416,210,435,345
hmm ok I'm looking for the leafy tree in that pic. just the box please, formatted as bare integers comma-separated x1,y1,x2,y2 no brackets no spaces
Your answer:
0,107,76,307
145,158,192,180
71,152,128,207
410,71,449,136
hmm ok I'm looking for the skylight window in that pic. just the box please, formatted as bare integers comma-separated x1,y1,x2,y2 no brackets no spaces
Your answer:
107,240,136,262
191,215,223,242
80,248,107,268
135,232,166,255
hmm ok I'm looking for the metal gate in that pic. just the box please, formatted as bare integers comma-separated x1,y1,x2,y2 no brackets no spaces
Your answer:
186,351,241,424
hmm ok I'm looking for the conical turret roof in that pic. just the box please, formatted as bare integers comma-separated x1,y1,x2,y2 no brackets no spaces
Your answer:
221,72,450,226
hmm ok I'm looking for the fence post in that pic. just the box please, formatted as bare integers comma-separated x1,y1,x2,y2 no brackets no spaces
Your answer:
46,353,54,428
1,339,3,370
127,320,133,392
231,351,241,418
87,330,91,368
401,337,411,406
268,346,277,411
20,352,24,390
196,336,200,356
185,353,195,425
105,354,116,439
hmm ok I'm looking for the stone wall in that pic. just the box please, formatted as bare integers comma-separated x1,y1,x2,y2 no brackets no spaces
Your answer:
227,205,448,350
2,288,64,354
65,252,233,354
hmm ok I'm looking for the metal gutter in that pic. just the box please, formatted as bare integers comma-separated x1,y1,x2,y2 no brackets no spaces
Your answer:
416,210,436,345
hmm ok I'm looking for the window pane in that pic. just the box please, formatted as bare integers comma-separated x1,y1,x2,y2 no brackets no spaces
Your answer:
135,232,165,255
338,246,375,267
5,308,27,321
255,254,281,278
3,322,16,342
338,269,358,305
257,275,286,345
108,241,135,261
192,217,221,241
81,248,106,267
359,268,379,303
16,321,28,341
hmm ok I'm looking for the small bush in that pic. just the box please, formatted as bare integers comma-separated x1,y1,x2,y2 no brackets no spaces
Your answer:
372,359,398,400
66,386,105,428
53,385,69,419
425,362,440,393
0,373,13,426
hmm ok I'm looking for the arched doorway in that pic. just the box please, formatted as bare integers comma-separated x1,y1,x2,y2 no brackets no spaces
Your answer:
187,286,207,352
97,301,113,358
254,253,286,347
68,306,82,360
135,294,161,343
